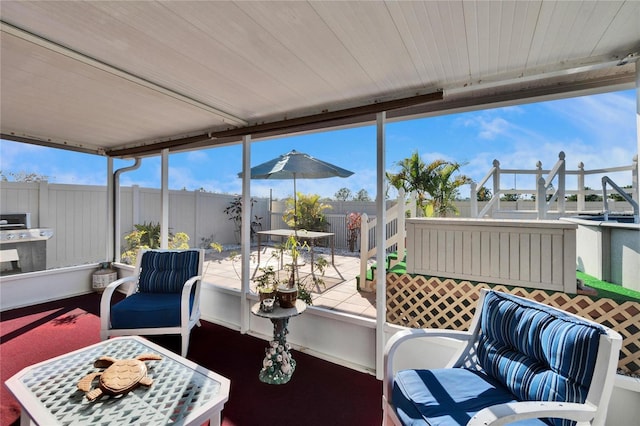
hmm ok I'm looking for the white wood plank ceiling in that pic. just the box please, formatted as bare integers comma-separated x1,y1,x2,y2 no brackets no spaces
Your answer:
1,1,638,157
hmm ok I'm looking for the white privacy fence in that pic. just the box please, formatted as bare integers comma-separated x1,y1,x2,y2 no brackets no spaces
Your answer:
1,182,269,269
0,182,377,269
2,178,633,271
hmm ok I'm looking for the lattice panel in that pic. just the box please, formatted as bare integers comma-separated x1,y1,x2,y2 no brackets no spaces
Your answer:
386,273,640,375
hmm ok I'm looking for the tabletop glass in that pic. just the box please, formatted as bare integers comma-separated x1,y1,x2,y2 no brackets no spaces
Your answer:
12,337,224,425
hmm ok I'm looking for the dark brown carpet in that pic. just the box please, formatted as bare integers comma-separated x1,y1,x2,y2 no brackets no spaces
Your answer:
1,293,382,426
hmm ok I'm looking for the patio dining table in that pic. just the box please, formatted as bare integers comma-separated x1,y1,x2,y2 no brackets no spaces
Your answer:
256,229,335,274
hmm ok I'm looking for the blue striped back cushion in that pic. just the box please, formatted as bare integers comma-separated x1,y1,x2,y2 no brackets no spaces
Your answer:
138,250,200,294
477,291,605,426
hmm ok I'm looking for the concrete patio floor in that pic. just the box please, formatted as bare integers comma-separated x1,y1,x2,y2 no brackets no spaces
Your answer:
202,244,377,318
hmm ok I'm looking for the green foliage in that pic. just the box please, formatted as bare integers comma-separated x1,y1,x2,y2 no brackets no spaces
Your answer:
282,234,327,305
609,185,633,202
422,162,472,217
223,196,262,238
120,222,190,265
254,265,278,293
476,186,492,201
387,152,472,217
283,193,331,231
0,170,50,182
567,187,602,202
353,189,371,201
334,187,352,201
500,191,519,202
256,235,327,306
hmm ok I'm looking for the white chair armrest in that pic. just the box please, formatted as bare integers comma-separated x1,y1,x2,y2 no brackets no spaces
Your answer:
180,275,202,324
100,276,137,335
467,401,597,426
384,328,474,403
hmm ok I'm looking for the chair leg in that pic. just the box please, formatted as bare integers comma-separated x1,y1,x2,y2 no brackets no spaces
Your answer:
181,332,190,358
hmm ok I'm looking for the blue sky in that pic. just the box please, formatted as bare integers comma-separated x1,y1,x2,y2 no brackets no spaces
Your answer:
1,89,637,200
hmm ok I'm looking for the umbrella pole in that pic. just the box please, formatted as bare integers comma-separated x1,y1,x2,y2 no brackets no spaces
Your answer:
292,174,299,286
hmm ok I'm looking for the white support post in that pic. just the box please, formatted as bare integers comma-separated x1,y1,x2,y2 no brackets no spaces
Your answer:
375,111,387,380
359,213,369,290
492,159,501,214
240,135,251,334
635,62,640,203
161,149,169,249
106,158,114,262
396,188,405,263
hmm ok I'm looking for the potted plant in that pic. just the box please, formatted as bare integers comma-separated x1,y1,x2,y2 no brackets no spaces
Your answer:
254,265,278,302
276,234,327,307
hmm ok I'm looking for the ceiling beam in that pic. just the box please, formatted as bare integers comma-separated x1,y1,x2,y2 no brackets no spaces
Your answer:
106,90,444,157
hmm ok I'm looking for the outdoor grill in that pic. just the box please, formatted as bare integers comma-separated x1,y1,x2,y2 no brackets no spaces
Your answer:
0,213,53,274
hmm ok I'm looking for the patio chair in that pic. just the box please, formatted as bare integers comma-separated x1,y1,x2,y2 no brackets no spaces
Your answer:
383,289,622,426
100,248,204,357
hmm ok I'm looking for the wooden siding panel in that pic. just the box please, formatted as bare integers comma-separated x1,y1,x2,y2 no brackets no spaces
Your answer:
436,229,445,272
499,232,509,279
552,234,564,286
454,230,463,274
471,230,481,277
509,233,520,280
530,233,541,284
405,219,577,293
446,230,455,272
429,228,437,272
520,233,530,282
541,234,552,284
490,231,500,278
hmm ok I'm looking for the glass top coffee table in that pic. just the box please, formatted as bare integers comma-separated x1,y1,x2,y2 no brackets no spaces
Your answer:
5,336,230,426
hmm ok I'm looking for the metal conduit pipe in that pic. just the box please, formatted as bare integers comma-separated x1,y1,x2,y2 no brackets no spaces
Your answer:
113,159,142,262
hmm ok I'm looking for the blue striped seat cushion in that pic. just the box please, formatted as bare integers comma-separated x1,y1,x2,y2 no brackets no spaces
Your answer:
477,291,606,426
138,250,200,293
392,368,547,426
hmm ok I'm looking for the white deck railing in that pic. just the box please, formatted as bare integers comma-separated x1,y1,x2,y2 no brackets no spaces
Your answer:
470,153,638,219
358,190,415,288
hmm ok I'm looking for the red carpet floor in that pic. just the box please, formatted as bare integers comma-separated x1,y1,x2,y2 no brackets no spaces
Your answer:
1,293,382,425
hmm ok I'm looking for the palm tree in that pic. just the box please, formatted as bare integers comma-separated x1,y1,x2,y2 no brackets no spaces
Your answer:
387,152,472,217
283,192,331,231
423,162,472,217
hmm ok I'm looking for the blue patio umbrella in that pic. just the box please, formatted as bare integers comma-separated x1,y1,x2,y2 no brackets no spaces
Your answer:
238,150,354,227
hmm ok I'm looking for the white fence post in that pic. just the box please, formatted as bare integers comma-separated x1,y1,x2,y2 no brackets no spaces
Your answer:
557,152,566,214
469,182,477,217
492,159,500,214
537,177,546,219
577,161,585,212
